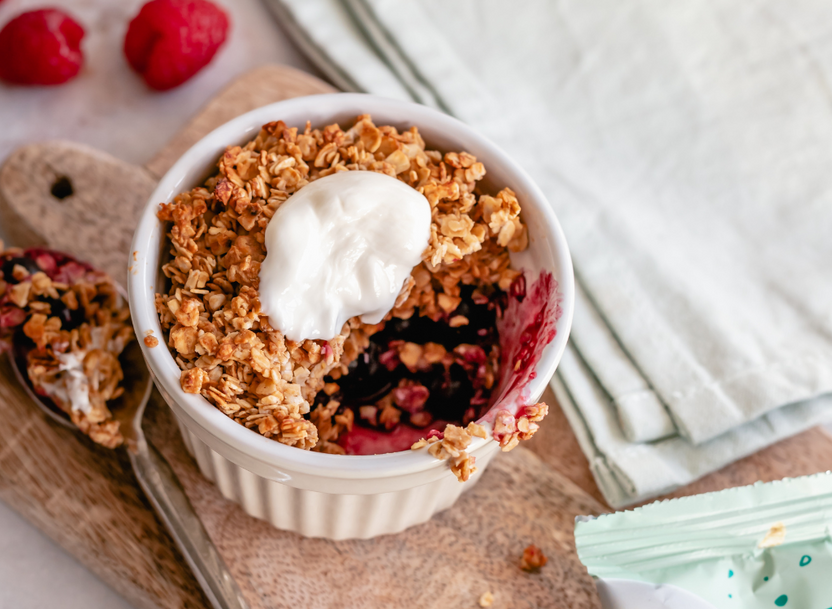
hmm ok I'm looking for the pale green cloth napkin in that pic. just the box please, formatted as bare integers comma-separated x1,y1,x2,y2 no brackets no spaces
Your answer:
264,0,832,506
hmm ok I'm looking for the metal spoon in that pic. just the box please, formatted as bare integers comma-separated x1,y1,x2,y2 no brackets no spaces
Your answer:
9,292,249,609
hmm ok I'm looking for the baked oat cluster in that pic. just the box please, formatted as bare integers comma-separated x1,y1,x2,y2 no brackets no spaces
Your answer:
155,114,547,479
0,246,134,448
520,544,548,572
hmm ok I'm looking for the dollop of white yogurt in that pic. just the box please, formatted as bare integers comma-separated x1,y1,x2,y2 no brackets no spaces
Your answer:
37,326,128,414
41,351,91,414
259,171,431,341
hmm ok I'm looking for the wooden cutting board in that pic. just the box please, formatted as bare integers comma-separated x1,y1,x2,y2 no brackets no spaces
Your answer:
1,64,831,609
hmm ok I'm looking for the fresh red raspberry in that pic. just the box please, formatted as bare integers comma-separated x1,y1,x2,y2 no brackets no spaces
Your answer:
0,9,85,86
124,0,229,91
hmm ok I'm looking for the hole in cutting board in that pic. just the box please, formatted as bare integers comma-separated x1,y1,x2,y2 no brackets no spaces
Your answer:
50,176,74,200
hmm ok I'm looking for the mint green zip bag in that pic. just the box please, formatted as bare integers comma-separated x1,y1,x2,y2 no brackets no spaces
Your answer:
575,472,832,608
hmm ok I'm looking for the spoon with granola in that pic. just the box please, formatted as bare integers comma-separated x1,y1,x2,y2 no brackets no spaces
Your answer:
0,245,248,609
1,247,136,446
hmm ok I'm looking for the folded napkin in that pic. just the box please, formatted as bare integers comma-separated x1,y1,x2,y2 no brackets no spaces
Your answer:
265,0,832,506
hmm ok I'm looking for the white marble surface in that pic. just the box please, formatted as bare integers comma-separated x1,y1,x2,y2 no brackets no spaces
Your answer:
0,501,134,609
0,0,314,166
0,0,314,606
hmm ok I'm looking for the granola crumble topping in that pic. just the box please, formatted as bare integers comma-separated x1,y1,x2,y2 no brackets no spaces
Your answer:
0,246,134,448
155,114,549,477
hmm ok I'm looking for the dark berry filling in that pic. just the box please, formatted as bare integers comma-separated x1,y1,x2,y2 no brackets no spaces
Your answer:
0,249,95,333
44,296,86,330
316,284,509,453
0,256,41,284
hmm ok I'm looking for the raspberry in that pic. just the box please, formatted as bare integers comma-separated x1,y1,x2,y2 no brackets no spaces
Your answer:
124,0,229,91
0,9,85,86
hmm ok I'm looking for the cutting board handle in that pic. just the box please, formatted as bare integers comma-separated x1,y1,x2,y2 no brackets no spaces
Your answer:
0,142,155,285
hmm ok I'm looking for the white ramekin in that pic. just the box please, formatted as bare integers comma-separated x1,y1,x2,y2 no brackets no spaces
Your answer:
128,94,574,540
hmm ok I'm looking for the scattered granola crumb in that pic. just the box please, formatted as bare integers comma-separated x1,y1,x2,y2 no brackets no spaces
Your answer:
450,452,477,482
520,545,547,572
478,591,494,607
758,521,786,548
467,421,487,438
411,438,427,450
449,314,469,327
492,403,548,452
144,335,159,348
422,423,479,481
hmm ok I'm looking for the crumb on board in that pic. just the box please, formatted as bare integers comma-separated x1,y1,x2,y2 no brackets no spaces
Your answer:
478,591,494,607
520,544,547,572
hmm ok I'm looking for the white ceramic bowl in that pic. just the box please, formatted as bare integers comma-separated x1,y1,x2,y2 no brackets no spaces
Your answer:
128,93,574,540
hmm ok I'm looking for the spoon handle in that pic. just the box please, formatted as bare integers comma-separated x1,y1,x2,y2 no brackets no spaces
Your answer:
129,438,250,609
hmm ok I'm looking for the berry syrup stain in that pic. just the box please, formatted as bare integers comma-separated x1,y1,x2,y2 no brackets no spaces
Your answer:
484,270,560,423
329,270,561,454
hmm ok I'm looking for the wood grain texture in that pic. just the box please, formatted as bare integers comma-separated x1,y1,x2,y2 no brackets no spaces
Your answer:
1,63,832,609
0,355,208,609
144,396,604,609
